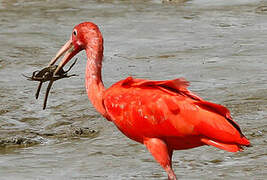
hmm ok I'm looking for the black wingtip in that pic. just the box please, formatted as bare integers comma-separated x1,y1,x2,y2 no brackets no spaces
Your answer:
245,143,253,147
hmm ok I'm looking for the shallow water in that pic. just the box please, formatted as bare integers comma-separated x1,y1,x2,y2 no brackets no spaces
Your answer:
0,0,267,179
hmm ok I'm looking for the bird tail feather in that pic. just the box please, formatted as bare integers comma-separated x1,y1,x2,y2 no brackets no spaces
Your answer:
201,138,247,152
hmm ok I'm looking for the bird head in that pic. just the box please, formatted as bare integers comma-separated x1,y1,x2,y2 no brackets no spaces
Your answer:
49,22,103,75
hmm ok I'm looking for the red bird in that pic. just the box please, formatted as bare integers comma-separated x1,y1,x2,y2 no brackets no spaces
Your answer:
49,22,250,180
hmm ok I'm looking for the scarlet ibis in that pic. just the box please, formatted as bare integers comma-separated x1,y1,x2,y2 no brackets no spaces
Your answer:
48,22,250,180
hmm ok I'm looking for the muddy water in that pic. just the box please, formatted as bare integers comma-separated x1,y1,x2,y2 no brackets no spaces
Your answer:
0,0,266,179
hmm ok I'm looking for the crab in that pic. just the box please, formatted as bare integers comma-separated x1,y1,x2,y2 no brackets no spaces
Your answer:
24,59,77,109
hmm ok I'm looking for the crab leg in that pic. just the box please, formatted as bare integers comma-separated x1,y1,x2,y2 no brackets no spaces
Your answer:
35,81,43,99
43,79,54,110
64,58,77,73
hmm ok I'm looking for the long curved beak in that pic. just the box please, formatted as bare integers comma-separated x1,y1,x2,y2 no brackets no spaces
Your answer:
49,38,78,75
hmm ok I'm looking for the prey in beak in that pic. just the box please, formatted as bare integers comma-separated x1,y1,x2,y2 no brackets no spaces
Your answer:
25,38,79,110
49,38,80,75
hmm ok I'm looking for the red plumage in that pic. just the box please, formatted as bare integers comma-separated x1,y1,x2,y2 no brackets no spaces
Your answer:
48,22,250,180
104,77,249,152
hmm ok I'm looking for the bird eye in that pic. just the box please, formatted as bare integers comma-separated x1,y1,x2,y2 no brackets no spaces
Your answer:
73,29,77,36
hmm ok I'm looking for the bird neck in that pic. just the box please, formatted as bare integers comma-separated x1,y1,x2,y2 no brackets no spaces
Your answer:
85,42,107,118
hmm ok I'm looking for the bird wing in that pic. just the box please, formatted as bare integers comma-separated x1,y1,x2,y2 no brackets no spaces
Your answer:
119,76,202,100
103,77,249,148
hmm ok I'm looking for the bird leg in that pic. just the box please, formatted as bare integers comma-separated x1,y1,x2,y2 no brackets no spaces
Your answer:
144,138,177,180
